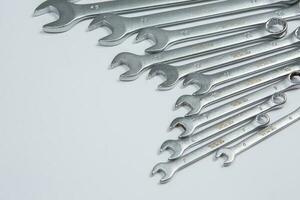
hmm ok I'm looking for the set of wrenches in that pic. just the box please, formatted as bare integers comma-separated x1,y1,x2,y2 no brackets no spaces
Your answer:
34,0,300,184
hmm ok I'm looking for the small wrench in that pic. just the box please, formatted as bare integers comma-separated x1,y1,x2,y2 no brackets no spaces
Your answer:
162,93,286,160
177,64,300,116
216,107,300,167
153,114,270,184
112,18,287,81
88,0,296,46
137,2,300,53
171,72,300,138
149,27,300,91
33,0,214,32
185,48,300,96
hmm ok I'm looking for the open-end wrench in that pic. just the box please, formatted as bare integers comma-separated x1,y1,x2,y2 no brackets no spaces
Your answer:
184,48,300,96
149,27,300,91
88,0,296,46
171,72,300,138
152,114,270,184
111,18,287,81
216,107,300,167
162,93,286,160
33,0,215,33
136,2,300,53
177,64,300,116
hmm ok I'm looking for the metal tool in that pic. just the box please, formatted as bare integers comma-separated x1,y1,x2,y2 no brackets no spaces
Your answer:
162,93,286,160
137,2,300,53
149,27,300,91
88,0,296,46
171,72,300,138
153,114,270,184
177,65,300,116
33,0,214,32
185,48,300,96
216,107,300,167
112,18,287,81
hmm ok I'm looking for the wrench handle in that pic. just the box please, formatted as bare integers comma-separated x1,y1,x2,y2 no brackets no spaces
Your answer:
211,49,300,85
77,0,212,15
180,32,300,76
175,117,266,171
192,76,296,128
129,0,294,30
169,4,300,44
146,25,279,66
230,107,300,155
205,65,300,106
186,94,286,156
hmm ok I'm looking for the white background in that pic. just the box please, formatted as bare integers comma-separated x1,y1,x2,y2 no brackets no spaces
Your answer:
1,0,300,199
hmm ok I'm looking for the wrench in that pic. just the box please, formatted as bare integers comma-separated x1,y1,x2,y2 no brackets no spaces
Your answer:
149,27,300,91
88,0,296,46
112,18,287,81
216,107,300,167
137,2,300,53
153,114,270,184
185,48,300,96
171,72,300,138
33,0,214,33
177,64,300,116
162,93,286,160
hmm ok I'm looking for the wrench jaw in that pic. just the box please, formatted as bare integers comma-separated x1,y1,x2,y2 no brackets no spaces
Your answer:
170,117,195,138
148,64,180,90
33,0,77,33
88,14,128,46
136,27,170,53
183,73,213,95
175,95,202,116
160,140,185,160
111,52,144,81
215,148,236,167
152,162,177,184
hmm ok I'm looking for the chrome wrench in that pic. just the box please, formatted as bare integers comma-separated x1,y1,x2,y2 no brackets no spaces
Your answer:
149,27,300,91
186,48,300,96
112,18,287,81
153,114,270,184
137,2,300,53
177,64,300,116
216,107,300,166
171,72,300,138
88,0,296,46
162,93,286,160
33,0,214,33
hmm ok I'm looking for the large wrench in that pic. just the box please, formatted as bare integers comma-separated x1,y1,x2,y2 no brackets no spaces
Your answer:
216,107,300,166
112,18,287,81
149,27,300,91
88,0,296,46
177,64,300,116
162,93,286,160
153,114,270,184
137,2,300,53
33,0,214,33
185,48,300,96
171,72,300,138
